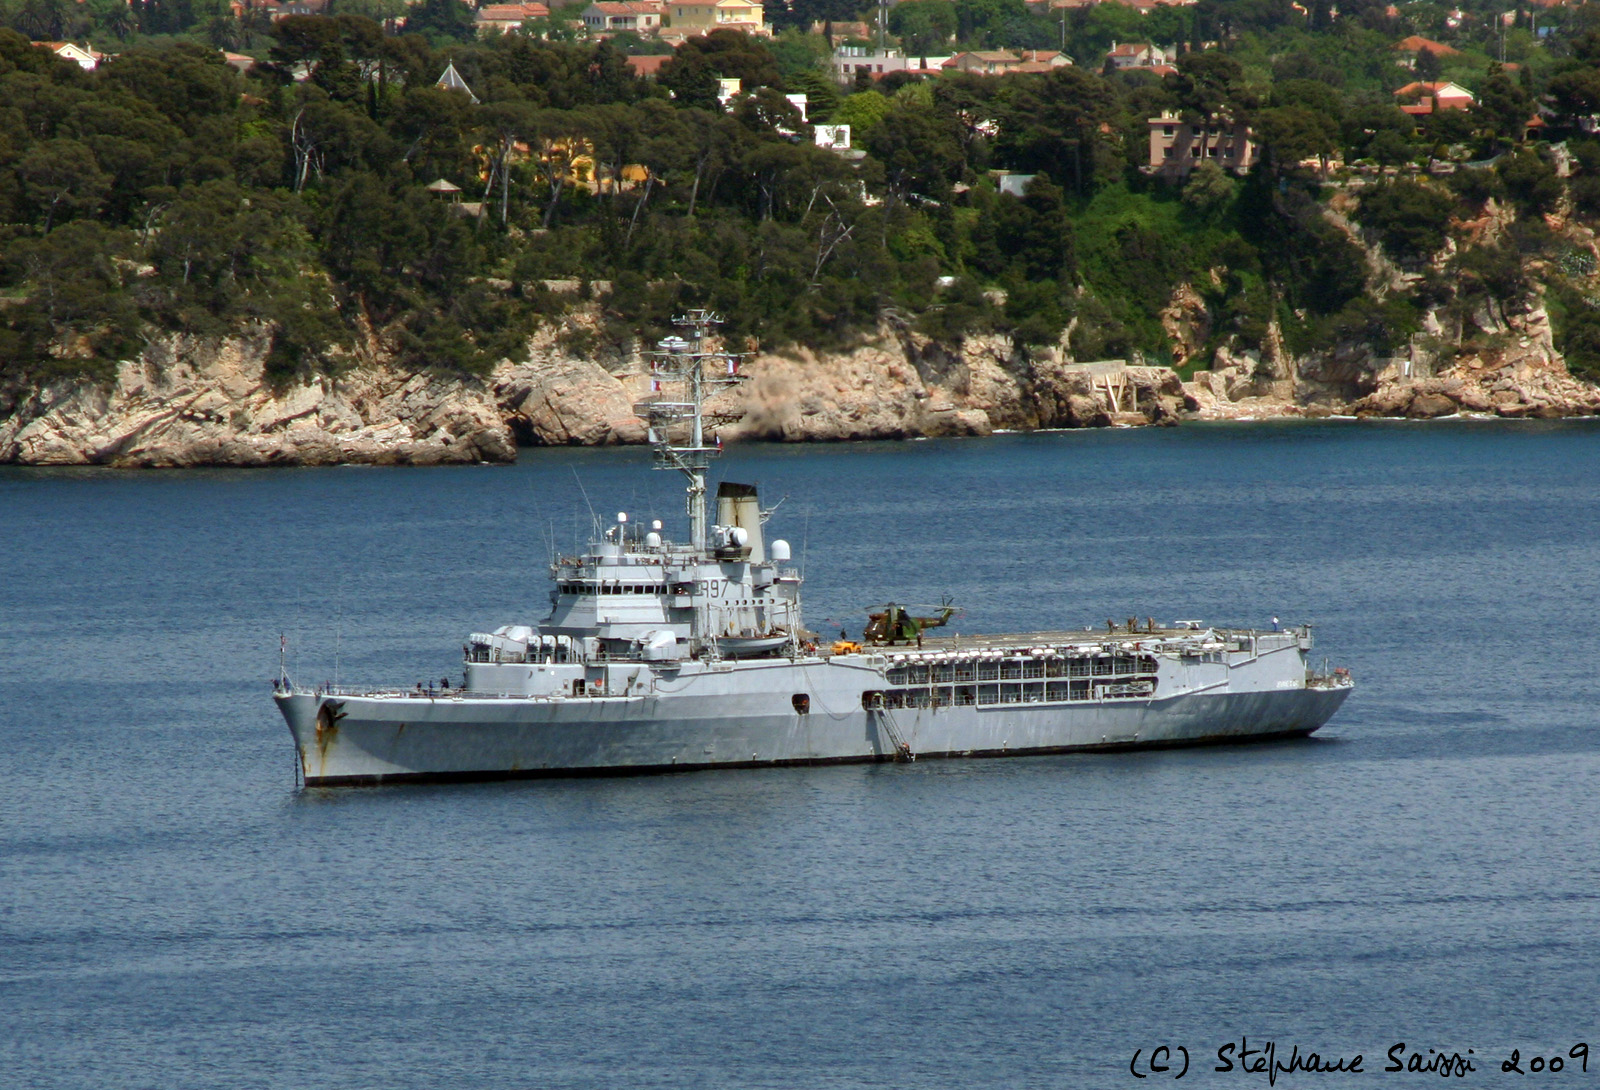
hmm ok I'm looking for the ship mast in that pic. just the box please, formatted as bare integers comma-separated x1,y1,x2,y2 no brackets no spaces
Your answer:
641,310,748,550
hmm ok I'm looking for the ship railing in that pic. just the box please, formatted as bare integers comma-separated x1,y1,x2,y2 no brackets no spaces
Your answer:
292,683,468,699
290,683,571,701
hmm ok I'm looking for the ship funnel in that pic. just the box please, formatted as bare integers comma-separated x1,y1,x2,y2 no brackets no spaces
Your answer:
715,482,764,562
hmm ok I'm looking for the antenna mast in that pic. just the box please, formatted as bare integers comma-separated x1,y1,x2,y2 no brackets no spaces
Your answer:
640,310,748,550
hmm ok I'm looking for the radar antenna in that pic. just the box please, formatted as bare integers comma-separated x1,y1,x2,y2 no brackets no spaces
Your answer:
638,310,748,550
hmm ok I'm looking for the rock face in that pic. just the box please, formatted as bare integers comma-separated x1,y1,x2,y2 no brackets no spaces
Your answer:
495,358,647,447
1181,303,1600,423
1348,361,1600,419
1346,306,1600,420
717,326,1187,442
0,318,1188,465
0,332,518,467
10,289,1599,468
0,322,658,466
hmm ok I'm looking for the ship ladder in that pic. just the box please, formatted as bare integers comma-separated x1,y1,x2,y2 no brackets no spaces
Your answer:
866,695,915,763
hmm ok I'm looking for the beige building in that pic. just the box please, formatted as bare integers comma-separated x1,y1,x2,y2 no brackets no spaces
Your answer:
476,3,551,35
1107,41,1172,69
1148,111,1256,177
39,41,105,70
583,1,663,33
669,0,766,34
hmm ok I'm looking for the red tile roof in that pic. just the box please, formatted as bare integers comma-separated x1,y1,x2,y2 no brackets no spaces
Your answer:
626,54,671,76
1393,35,1461,56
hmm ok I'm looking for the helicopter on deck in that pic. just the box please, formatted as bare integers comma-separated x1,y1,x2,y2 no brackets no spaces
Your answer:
863,600,960,646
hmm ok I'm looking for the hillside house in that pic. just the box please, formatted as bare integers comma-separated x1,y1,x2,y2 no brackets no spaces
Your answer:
583,1,663,33
1392,35,1461,67
831,47,950,81
1394,80,1474,115
809,19,873,43
39,42,105,70
268,0,326,19
943,50,1026,74
476,3,551,34
1107,41,1172,69
1017,49,1073,68
668,0,766,34
815,124,851,150
1148,110,1256,177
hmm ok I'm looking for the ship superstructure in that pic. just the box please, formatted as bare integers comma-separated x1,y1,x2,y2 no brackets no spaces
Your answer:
273,313,1353,786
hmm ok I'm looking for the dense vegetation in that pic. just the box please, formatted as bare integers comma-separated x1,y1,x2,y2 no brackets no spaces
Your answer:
6,0,1600,388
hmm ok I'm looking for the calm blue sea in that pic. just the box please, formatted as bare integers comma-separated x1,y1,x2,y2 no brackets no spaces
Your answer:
2,421,1597,1089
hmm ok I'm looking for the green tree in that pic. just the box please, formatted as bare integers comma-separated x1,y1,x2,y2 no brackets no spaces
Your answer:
100,45,240,128
270,14,345,78
389,84,472,181
953,0,1031,49
734,85,805,136
659,46,720,110
983,172,1073,281
1069,2,1144,60
337,0,406,28
786,68,840,122
1546,66,1600,126
1166,50,1251,118
403,0,475,42
1181,160,1235,213
889,0,957,55
1253,105,1338,175
477,97,538,227
16,0,69,39
1356,179,1455,264
663,30,781,95
1497,148,1562,215
768,28,830,80
87,0,138,39
993,67,1120,195
59,97,185,222
865,97,963,206
1473,64,1532,149
18,137,110,231
678,107,736,217
832,90,891,139
1413,46,1441,83
2,220,139,379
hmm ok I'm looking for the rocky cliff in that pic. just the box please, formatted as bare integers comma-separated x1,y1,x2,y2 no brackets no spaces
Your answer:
1179,300,1600,423
715,324,1188,441
0,316,1190,467
6,288,1598,467
0,322,652,467
1176,192,1600,423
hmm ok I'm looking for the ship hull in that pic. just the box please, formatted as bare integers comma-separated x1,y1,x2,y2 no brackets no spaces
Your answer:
276,681,1351,787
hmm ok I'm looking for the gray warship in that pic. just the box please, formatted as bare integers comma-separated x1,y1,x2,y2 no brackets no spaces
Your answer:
274,312,1353,786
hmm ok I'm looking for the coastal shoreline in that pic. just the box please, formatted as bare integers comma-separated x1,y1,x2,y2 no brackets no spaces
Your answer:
8,401,1600,475
5,310,1597,468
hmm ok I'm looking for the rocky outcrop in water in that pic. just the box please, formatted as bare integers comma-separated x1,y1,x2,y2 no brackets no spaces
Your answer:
1178,300,1600,423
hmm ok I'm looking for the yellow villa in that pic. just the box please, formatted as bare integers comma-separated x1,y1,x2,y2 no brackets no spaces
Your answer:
669,0,766,34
